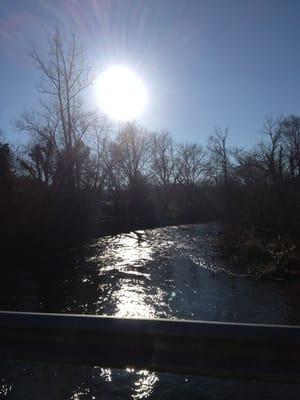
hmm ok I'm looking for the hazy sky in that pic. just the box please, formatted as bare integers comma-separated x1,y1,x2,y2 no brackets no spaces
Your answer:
1,0,300,147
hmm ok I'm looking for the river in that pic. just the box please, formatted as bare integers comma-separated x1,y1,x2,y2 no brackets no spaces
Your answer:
0,223,300,399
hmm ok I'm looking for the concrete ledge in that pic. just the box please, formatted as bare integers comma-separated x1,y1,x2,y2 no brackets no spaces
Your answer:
0,311,299,382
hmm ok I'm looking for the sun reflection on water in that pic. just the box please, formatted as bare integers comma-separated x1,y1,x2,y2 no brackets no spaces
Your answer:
94,232,153,275
0,380,12,397
132,370,159,399
82,228,188,398
99,367,112,382
92,231,160,398
114,280,157,318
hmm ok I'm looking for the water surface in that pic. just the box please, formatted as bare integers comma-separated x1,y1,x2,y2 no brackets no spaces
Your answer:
1,223,300,399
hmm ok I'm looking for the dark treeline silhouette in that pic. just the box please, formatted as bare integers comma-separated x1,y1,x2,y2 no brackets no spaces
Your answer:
1,31,300,275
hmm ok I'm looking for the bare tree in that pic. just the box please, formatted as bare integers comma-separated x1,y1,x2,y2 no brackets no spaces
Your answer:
30,30,91,149
114,122,150,190
207,126,231,184
18,139,55,184
17,30,93,189
232,117,285,185
149,130,177,214
258,115,284,182
279,115,300,178
80,115,113,192
150,131,177,186
176,143,207,186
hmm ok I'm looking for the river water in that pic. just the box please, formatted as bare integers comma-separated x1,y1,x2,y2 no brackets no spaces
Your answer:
1,223,300,399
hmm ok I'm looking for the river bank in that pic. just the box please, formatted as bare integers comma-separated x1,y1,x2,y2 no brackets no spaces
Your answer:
219,222,300,279
4,213,214,267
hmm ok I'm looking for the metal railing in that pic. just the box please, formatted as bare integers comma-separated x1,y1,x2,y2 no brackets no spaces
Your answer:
0,311,299,382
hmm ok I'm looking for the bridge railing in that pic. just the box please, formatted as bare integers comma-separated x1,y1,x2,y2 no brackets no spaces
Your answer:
0,311,299,382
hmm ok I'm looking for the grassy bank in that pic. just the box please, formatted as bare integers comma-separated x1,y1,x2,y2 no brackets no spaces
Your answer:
219,223,300,278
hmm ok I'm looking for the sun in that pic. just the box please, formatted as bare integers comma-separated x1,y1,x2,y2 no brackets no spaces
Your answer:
95,66,148,121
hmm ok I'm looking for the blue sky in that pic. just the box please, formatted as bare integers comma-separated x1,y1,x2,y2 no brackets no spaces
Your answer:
1,0,300,147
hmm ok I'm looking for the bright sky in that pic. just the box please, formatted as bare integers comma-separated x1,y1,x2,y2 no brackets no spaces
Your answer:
1,0,300,147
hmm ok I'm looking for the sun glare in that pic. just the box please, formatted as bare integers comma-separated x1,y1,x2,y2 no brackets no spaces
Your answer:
96,66,147,121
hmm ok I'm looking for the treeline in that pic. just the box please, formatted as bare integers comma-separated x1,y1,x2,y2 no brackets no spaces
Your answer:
0,119,223,253
1,31,300,274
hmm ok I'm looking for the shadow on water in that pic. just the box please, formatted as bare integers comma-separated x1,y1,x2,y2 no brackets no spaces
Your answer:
1,223,300,398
